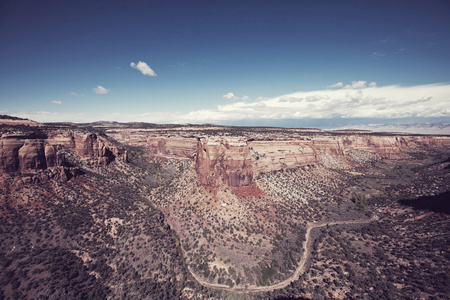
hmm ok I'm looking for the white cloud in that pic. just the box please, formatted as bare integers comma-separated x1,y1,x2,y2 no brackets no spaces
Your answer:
327,82,343,88
70,92,84,97
93,86,110,94
329,81,376,89
241,95,249,101
51,100,62,105
130,61,157,77
181,83,450,123
6,82,450,135
9,108,449,135
344,81,368,89
223,92,238,100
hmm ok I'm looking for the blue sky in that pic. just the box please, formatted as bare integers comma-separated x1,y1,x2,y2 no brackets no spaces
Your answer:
1,0,449,132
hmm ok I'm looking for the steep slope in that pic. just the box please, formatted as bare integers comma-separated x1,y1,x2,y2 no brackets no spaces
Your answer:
0,127,128,189
0,125,196,299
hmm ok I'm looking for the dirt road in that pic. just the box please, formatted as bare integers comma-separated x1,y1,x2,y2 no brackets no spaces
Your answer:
186,215,377,293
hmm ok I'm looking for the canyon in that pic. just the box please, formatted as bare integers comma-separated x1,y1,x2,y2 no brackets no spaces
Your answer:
108,127,450,187
1,119,449,300
3,120,448,191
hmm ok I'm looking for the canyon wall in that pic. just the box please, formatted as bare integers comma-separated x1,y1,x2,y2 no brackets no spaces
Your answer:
249,135,408,174
195,137,253,187
0,131,127,182
110,129,450,187
47,132,127,166
147,137,197,159
5,124,448,188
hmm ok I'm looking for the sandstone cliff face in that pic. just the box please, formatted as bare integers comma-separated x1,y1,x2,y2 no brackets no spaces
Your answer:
251,135,448,178
0,133,60,173
248,135,412,173
110,129,450,188
0,133,70,184
47,132,127,166
147,137,197,159
18,140,48,171
195,137,253,187
0,131,127,182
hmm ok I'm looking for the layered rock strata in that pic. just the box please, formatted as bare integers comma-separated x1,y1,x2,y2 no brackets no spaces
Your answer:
0,132,127,182
110,129,450,187
47,132,127,166
195,137,253,187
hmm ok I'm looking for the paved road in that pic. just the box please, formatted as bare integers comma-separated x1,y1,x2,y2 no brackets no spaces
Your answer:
186,215,377,293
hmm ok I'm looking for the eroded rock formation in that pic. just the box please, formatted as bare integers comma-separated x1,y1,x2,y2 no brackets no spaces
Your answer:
147,137,197,159
110,128,450,188
0,133,57,173
195,137,253,187
47,132,127,166
0,131,127,183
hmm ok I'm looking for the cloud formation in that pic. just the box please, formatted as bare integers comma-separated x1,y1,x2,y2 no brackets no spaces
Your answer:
327,82,343,88
93,86,110,94
130,61,157,76
343,81,376,89
191,82,450,123
223,92,238,100
51,100,62,105
70,92,84,97
223,93,250,101
7,81,450,134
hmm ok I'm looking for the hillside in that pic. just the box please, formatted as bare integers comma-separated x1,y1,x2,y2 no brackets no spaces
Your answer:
0,120,449,299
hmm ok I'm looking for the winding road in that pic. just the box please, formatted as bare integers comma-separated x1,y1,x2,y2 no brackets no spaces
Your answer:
186,215,378,293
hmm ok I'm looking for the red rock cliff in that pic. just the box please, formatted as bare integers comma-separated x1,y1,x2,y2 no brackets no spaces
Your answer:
0,132,127,180
147,137,197,159
109,129,450,188
0,133,62,173
47,132,127,166
195,137,253,187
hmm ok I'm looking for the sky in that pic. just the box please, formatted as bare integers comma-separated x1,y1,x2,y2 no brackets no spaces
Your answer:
1,0,450,133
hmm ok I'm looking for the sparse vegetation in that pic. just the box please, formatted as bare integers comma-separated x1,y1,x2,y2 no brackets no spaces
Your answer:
1,123,449,299
352,193,367,210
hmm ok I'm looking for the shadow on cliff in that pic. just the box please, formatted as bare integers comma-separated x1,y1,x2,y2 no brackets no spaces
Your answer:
104,148,115,165
443,156,450,170
61,160,85,180
398,191,450,214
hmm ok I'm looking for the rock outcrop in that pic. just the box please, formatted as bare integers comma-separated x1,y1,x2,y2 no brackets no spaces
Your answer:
147,137,197,159
0,133,58,173
195,137,253,187
110,128,450,188
0,131,127,183
47,132,127,166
